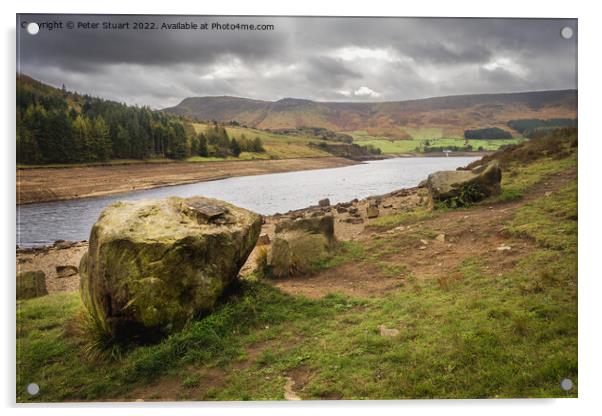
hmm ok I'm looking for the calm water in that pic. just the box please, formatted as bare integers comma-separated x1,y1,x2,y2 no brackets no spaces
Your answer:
17,157,477,247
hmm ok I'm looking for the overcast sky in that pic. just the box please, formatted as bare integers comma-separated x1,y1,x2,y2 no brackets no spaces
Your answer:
17,15,577,109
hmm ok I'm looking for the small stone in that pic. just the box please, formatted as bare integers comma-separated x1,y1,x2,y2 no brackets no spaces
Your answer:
318,198,331,207
435,233,446,243
420,239,429,245
545,191,552,197
55,265,78,278
379,325,400,337
366,205,379,218
419,246,427,250
257,234,271,245
17,270,48,300
497,244,512,251
53,239,77,249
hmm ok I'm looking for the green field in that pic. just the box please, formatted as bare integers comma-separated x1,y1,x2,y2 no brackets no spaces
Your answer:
346,128,526,154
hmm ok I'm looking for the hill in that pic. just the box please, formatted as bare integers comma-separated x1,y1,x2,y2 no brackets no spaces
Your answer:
17,129,577,400
163,90,577,136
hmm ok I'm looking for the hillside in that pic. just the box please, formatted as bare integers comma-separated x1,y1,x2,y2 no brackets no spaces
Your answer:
163,90,577,136
17,74,191,164
17,129,577,400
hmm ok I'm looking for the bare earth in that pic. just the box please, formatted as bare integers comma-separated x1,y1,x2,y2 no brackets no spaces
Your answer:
16,165,575,305
16,157,357,204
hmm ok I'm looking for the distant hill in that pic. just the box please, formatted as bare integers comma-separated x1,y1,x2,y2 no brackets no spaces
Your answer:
164,90,577,136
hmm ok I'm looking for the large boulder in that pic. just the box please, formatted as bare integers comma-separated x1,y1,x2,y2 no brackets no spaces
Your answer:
426,160,502,206
79,196,262,338
17,270,48,300
269,215,335,278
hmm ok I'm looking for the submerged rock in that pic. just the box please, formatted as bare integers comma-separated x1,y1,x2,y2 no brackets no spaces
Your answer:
79,196,262,338
269,215,335,278
426,160,502,205
17,270,48,300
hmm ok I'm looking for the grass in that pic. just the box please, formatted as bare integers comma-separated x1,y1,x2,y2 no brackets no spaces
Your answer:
367,207,434,230
192,123,330,160
346,128,526,154
485,152,576,204
506,181,577,251
16,134,578,401
351,137,526,154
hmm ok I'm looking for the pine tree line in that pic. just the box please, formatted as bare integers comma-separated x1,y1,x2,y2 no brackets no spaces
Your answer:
17,76,190,164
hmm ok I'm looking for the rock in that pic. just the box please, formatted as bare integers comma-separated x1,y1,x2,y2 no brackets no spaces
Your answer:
348,207,359,215
435,233,446,243
366,205,379,218
426,160,502,205
338,202,352,208
257,234,271,245
269,215,335,278
420,239,429,245
336,206,348,213
79,196,262,338
344,217,364,224
17,270,48,300
383,203,393,209
53,239,77,249
417,179,427,188
378,325,399,337
497,244,512,251
318,198,331,207
56,265,78,278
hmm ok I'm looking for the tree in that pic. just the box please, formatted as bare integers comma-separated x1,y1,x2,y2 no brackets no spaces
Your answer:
91,116,112,161
230,137,241,157
198,133,209,157
252,137,265,152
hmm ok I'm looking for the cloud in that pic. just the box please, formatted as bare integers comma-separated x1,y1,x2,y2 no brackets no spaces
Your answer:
17,15,577,108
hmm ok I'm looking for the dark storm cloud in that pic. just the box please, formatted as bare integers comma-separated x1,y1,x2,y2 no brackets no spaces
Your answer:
17,15,577,108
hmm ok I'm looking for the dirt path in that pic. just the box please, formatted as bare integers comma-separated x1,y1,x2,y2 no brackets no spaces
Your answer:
272,167,577,299
17,157,357,204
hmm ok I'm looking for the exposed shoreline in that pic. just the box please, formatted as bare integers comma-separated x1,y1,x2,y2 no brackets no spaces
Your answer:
16,153,490,205
16,157,357,205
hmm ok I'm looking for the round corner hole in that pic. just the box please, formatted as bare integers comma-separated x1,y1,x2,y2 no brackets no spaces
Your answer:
560,378,573,391
560,26,573,40
26,22,39,35
26,382,40,396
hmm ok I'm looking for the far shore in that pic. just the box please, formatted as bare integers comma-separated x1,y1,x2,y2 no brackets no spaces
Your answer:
17,157,358,205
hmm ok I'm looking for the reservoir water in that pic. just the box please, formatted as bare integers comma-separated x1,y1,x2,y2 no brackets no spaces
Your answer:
17,156,478,247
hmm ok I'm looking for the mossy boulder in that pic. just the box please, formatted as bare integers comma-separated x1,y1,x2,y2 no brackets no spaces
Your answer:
17,270,48,300
79,196,262,338
269,215,335,277
426,160,502,206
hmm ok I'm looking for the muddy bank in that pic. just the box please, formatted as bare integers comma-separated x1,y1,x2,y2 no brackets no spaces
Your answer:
17,157,357,205
17,184,427,293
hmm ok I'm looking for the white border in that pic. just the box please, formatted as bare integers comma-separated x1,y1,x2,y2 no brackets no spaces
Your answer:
2,1,601,415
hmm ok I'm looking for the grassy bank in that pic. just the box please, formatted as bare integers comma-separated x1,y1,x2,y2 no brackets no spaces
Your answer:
16,132,577,401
